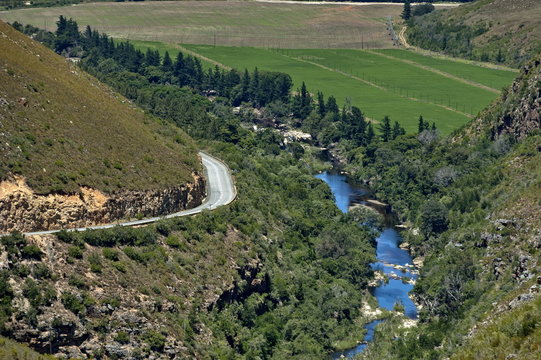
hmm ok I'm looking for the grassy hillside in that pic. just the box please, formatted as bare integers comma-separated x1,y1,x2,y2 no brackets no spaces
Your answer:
0,20,199,194
407,0,541,67
0,336,55,359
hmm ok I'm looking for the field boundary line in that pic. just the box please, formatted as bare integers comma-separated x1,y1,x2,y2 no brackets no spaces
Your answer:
365,49,500,94
173,44,232,70
254,0,461,7
281,52,474,119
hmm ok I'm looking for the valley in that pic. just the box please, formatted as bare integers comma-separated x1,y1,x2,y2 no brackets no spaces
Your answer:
0,0,540,359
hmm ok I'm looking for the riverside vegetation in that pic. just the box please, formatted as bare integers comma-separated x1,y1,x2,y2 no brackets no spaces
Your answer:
1,7,540,360
1,18,379,359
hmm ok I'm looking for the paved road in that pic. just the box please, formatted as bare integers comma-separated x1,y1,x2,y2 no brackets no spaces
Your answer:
12,152,236,237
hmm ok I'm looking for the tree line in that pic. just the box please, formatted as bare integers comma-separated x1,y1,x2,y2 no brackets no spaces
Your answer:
12,17,421,148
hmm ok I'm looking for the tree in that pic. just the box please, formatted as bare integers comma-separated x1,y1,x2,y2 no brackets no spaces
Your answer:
418,115,429,133
392,121,406,140
401,0,412,21
378,116,392,142
419,199,449,235
366,123,375,143
161,51,173,72
326,96,339,115
317,91,326,117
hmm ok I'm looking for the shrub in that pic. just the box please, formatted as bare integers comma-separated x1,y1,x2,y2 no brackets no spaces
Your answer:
123,247,147,264
102,248,120,261
32,264,51,279
115,331,130,344
21,244,43,260
56,229,76,243
112,261,127,273
143,330,166,352
88,253,103,273
165,235,182,249
68,246,84,259
68,275,88,290
62,292,85,315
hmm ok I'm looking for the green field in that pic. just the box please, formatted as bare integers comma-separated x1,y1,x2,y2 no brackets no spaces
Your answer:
374,49,517,90
0,1,402,48
177,44,515,134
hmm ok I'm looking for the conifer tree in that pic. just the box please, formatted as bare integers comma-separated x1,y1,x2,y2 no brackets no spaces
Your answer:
317,92,326,117
379,116,392,142
401,0,412,20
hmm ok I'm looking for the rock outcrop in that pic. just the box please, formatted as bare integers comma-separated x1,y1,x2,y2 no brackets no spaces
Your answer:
472,57,541,141
0,173,206,233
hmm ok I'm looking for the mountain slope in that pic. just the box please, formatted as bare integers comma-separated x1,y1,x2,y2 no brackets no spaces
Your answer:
407,0,541,67
350,55,541,360
0,20,199,194
0,21,205,232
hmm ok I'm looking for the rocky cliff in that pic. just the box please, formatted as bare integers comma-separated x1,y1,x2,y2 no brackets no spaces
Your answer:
0,172,206,233
472,57,541,140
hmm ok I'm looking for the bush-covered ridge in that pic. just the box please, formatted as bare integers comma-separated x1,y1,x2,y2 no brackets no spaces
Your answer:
0,20,199,194
406,0,541,68
348,56,541,359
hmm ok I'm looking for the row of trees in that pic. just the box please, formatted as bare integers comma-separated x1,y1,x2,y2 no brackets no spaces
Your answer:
15,17,416,148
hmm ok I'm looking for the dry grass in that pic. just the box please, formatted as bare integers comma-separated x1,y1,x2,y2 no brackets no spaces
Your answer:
0,20,200,194
0,1,403,49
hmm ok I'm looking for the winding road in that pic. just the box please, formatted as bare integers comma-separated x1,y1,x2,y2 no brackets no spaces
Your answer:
16,152,236,237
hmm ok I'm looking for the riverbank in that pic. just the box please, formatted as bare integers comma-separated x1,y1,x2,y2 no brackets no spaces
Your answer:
315,171,420,359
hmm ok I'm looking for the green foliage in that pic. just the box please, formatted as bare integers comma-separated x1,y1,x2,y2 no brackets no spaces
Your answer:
102,248,120,261
142,330,166,352
20,244,42,260
68,246,84,259
115,331,130,344
61,292,85,315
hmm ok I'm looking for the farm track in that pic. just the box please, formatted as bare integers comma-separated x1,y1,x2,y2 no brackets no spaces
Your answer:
173,44,231,70
398,26,409,48
285,53,474,119
365,49,501,94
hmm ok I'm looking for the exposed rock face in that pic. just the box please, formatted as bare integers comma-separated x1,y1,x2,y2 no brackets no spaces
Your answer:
0,173,206,233
474,57,541,141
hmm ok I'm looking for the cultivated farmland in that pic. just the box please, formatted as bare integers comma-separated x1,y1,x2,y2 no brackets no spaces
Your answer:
0,1,403,48
182,44,515,134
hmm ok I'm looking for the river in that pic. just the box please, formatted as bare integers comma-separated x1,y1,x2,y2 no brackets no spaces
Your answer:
314,171,418,359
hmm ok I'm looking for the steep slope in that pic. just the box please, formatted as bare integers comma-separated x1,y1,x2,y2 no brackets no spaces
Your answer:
0,21,205,233
351,56,541,360
407,0,541,67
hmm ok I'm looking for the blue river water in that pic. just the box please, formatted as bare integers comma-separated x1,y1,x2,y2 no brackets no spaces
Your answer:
315,171,418,358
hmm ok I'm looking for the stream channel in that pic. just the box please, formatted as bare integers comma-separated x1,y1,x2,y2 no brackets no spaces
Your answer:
314,171,418,359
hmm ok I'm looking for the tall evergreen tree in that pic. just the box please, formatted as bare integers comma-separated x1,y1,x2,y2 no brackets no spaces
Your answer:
250,67,260,105
162,51,173,71
418,115,425,133
367,123,375,143
402,0,412,20
379,116,392,142
326,96,339,114
317,91,326,117
392,121,406,140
